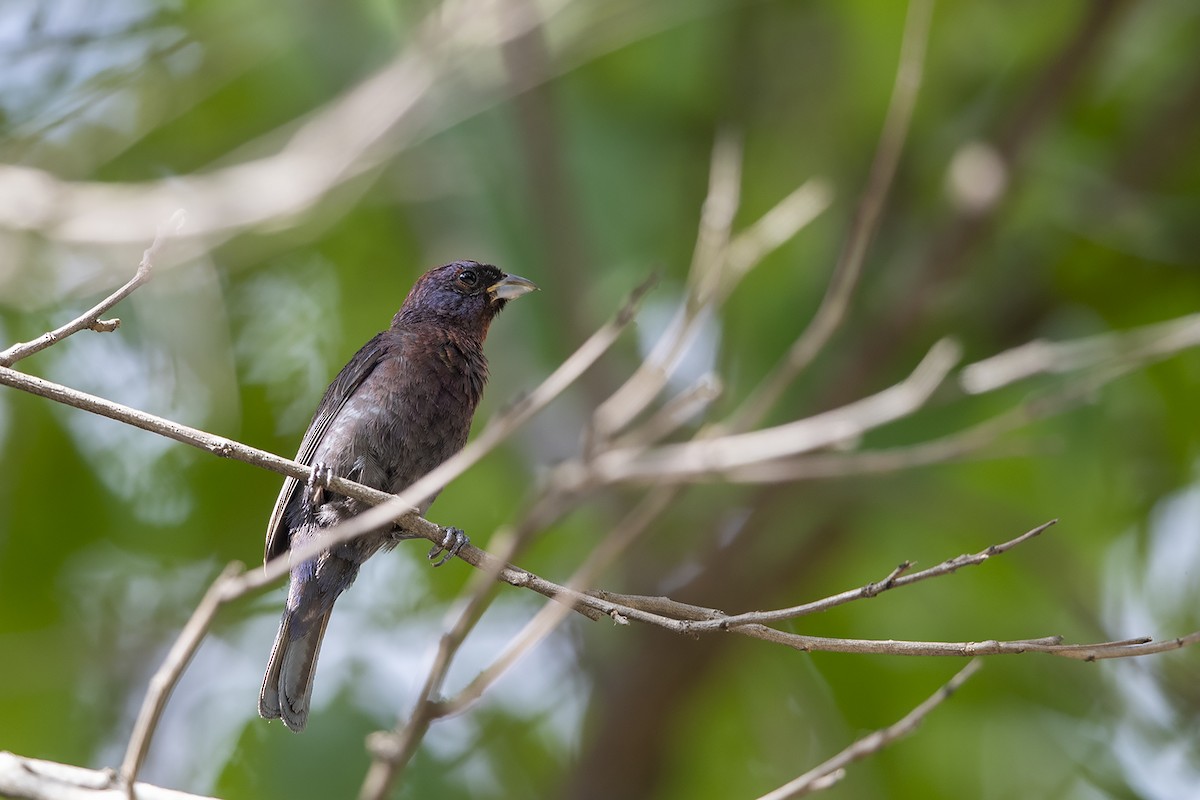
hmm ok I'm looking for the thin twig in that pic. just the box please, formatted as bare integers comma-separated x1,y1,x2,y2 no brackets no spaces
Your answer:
0,0,577,246
0,211,184,367
571,338,961,488
756,660,983,800
267,270,656,576
464,566,1186,662
0,275,650,784
730,0,934,432
612,373,722,448
358,527,529,800
435,486,681,719
722,179,834,290
359,478,599,798
591,131,744,442
709,415,1030,484
682,520,1057,631
961,310,1200,394
0,272,654,600
119,562,243,787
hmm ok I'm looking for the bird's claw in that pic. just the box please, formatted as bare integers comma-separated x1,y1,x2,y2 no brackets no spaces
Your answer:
308,463,334,506
428,527,468,567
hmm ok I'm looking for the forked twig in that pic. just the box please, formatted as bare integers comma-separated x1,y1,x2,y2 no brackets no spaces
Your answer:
756,661,983,800
0,210,184,367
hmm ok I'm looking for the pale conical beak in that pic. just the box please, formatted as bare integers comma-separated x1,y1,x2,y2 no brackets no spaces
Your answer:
489,273,539,301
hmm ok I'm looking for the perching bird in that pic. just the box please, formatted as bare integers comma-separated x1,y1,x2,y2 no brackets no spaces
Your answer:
258,261,537,732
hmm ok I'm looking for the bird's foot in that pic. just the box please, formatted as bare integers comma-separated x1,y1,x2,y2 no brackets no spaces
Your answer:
428,527,469,567
308,463,334,506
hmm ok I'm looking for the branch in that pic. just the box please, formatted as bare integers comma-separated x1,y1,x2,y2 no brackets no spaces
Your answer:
0,0,570,246
435,486,681,719
681,519,1058,631
572,337,961,487
0,271,654,599
590,134,832,444
120,563,243,786
357,526,524,800
0,751,216,800
961,310,1200,394
591,131,745,441
560,519,1198,662
730,0,934,431
0,1,730,252
755,661,983,800
61,276,649,786
0,211,184,366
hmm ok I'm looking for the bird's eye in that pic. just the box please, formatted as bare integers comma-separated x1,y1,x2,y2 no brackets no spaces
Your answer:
457,270,479,288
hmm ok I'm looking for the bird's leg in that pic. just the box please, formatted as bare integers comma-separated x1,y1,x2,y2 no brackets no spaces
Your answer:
387,524,418,541
308,463,334,507
428,527,469,567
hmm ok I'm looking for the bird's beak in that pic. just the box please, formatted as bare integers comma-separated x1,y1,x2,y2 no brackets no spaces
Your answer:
488,273,539,301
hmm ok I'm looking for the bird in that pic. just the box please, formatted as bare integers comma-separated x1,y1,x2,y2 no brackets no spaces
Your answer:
258,261,537,732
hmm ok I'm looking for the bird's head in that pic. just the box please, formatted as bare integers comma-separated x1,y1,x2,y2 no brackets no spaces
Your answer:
393,261,538,338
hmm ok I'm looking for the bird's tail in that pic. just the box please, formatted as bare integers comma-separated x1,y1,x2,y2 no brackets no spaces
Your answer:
259,608,332,732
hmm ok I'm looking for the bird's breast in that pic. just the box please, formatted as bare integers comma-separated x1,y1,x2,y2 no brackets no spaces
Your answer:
314,344,485,496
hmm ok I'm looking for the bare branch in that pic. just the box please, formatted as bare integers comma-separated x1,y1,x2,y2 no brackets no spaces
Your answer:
0,751,215,800
435,486,681,719
0,211,184,367
722,179,835,291
1042,630,1200,661
0,272,653,597
590,132,832,447
0,274,651,782
120,563,243,787
591,132,745,441
730,0,935,431
682,520,1058,631
0,0,577,247
558,523,1197,664
690,128,745,306
359,569,498,798
572,338,961,487
961,310,1200,394
756,661,983,800
612,372,722,448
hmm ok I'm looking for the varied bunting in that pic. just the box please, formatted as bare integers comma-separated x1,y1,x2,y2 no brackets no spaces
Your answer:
258,261,537,732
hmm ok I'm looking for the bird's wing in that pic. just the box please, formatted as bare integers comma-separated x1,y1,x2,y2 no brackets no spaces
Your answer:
263,332,391,564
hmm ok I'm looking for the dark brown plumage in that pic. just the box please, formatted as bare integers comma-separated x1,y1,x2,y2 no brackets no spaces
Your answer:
258,261,537,732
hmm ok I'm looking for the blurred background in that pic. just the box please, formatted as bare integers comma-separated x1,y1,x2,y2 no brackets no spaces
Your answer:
1,0,1198,798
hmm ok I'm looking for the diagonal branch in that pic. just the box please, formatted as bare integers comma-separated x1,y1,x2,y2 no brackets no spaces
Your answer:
119,563,243,786
0,273,653,790
730,0,935,431
682,519,1058,631
574,337,961,487
961,310,1200,394
0,0,571,247
756,660,982,800
0,211,184,367
0,272,655,595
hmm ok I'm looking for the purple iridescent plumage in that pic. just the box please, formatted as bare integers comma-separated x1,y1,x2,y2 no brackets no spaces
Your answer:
258,261,536,732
